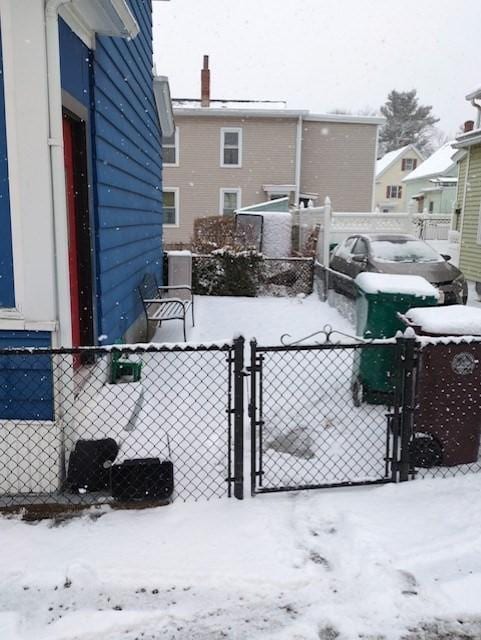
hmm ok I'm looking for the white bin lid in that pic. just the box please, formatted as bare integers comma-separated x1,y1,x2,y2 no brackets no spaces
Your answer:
355,273,439,299
405,305,481,336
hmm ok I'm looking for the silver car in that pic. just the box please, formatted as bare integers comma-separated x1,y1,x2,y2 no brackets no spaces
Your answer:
329,233,467,304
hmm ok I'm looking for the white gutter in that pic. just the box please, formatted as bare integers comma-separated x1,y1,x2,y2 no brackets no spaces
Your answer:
294,115,303,206
371,125,380,210
45,0,73,348
459,147,471,240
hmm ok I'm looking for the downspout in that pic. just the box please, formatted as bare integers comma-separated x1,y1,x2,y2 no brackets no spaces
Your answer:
294,115,303,206
459,147,471,246
45,0,73,347
371,125,380,211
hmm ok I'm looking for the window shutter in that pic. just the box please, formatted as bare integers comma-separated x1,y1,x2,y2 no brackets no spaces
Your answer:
386,186,390,198
413,159,417,169
399,186,403,199
401,159,406,171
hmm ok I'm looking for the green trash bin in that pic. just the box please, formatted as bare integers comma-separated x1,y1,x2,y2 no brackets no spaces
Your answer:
352,273,439,405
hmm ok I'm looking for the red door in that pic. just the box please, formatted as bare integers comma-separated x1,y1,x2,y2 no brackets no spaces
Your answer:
63,115,82,353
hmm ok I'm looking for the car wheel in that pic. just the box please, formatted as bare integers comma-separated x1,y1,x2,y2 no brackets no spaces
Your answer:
409,434,442,468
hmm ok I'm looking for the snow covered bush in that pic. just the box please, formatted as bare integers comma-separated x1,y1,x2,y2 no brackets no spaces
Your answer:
192,252,313,297
192,248,263,296
191,216,236,254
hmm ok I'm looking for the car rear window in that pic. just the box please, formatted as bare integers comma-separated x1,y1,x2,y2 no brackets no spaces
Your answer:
370,239,444,263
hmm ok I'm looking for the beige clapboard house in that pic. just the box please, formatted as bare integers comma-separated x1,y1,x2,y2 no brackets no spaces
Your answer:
374,145,425,213
162,57,384,247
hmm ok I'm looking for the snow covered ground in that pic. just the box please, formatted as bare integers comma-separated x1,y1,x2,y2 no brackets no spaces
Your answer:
2,295,481,638
153,293,354,345
3,475,481,639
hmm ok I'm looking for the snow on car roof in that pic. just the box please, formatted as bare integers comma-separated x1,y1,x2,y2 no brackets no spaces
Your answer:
405,305,481,336
355,273,440,298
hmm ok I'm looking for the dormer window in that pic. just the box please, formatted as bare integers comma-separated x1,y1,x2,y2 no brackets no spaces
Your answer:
402,158,417,171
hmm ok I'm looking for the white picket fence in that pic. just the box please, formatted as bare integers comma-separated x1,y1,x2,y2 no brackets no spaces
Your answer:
292,199,454,265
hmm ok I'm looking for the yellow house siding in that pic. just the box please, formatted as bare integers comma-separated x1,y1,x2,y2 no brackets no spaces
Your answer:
455,157,467,210
375,147,424,213
459,146,481,281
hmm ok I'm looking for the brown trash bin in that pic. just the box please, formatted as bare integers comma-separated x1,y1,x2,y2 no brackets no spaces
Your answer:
402,305,481,467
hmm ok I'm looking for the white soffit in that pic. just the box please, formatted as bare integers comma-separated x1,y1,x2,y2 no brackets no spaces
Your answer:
154,76,175,138
59,0,139,48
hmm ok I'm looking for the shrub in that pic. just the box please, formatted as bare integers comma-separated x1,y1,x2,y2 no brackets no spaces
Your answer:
193,248,263,296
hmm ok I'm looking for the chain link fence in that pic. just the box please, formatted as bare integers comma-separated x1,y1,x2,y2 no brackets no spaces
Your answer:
249,339,399,493
0,339,244,511
192,254,313,297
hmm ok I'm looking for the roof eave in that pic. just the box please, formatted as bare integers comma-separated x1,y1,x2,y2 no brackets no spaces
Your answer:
453,130,481,149
466,87,481,101
173,108,307,119
173,108,384,125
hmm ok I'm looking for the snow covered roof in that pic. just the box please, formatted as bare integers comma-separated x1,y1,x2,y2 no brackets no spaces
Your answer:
376,146,409,177
403,142,457,182
375,145,422,178
172,99,385,125
172,99,288,110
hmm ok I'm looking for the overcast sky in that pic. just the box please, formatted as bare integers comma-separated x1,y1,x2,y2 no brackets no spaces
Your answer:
153,0,480,138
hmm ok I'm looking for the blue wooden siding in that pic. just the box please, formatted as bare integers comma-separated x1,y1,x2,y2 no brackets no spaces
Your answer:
0,29,15,308
59,19,91,109
0,331,53,420
92,0,163,342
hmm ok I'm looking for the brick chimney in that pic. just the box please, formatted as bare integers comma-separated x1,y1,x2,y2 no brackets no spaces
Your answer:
464,120,475,133
201,55,210,107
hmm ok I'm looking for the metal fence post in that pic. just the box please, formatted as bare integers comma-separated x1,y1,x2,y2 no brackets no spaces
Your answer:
397,333,418,482
233,336,245,499
249,339,258,496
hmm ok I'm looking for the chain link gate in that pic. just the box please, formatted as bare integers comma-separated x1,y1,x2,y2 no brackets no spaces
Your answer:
249,334,413,495
0,338,246,512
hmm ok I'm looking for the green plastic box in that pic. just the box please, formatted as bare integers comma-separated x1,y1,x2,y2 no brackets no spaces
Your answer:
352,273,439,405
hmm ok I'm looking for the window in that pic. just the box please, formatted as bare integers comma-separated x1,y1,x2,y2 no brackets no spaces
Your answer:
163,128,179,166
220,128,242,167
220,188,241,216
386,185,402,199
163,188,179,226
402,158,417,171
352,238,368,256
335,236,357,258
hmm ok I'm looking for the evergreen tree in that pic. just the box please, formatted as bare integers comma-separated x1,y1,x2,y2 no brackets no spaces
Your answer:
379,90,439,154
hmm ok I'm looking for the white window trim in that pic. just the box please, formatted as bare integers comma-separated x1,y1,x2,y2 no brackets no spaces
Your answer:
163,187,180,228
163,127,179,167
219,188,242,216
220,127,242,168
